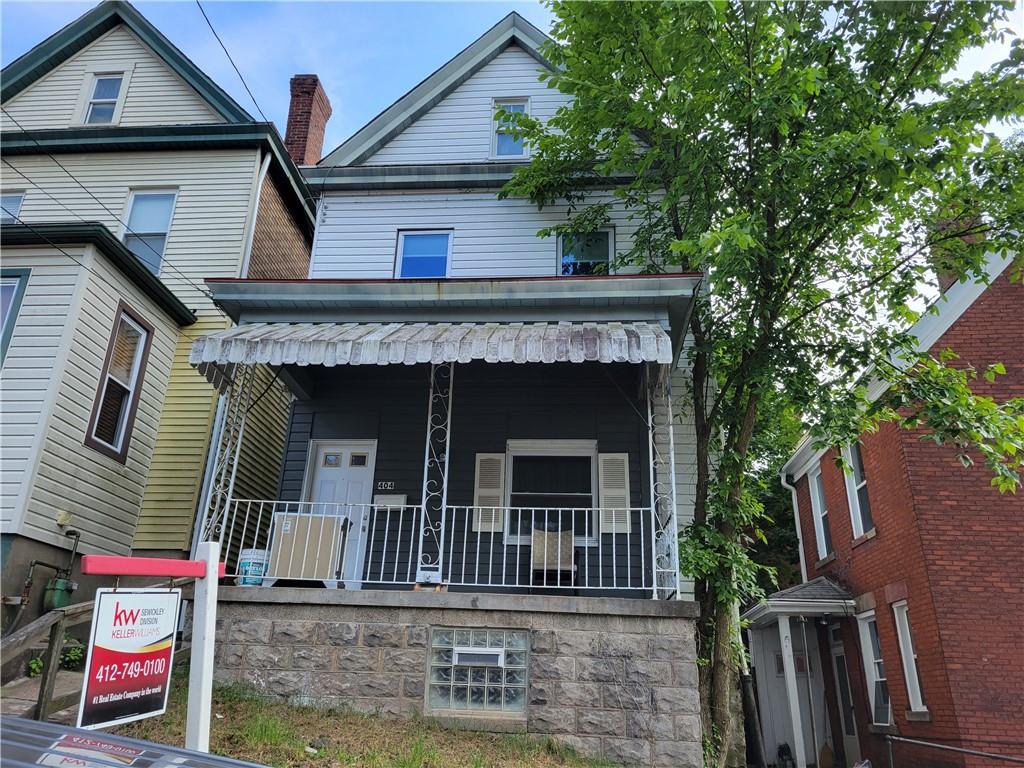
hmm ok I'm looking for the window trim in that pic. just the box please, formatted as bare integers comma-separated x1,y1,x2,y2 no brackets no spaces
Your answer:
75,66,134,126
84,301,154,464
1,191,25,224
557,227,616,276
808,466,833,559
0,268,31,364
504,439,598,547
490,97,530,160
842,443,874,538
857,611,892,726
892,600,927,713
394,229,453,279
121,188,178,275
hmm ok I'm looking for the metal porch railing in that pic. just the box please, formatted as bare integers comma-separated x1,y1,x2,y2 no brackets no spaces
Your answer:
217,499,675,595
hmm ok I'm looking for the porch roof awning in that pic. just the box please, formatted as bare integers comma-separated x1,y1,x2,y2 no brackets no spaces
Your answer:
190,320,673,374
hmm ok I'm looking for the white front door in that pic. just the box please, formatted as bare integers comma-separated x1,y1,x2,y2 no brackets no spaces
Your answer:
304,440,376,589
830,627,862,766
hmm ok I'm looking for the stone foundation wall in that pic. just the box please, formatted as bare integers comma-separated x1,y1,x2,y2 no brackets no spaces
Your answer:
212,588,701,767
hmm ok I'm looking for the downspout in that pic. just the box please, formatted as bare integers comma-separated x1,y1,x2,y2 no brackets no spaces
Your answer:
781,472,808,583
238,152,272,279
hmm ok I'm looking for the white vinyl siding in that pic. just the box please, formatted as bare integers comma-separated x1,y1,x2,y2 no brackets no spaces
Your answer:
20,247,177,555
364,46,571,165
0,249,82,531
1,25,222,130
893,601,927,713
669,353,697,600
311,190,638,279
3,150,260,309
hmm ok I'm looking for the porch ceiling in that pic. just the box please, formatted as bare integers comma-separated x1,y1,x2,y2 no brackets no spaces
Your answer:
190,320,672,381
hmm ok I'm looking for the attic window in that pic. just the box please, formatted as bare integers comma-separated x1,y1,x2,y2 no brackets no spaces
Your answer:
492,98,528,158
85,74,124,124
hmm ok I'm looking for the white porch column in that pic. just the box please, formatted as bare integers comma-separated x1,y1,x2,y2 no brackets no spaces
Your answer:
778,615,808,767
416,362,454,583
647,364,681,599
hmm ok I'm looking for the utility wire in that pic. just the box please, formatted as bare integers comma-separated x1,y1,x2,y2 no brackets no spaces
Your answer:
1,107,216,301
195,0,270,124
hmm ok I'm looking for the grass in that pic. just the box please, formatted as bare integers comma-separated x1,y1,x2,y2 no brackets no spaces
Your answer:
117,671,614,768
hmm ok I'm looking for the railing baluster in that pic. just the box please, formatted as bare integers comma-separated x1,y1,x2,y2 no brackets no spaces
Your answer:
611,512,617,589
379,504,391,582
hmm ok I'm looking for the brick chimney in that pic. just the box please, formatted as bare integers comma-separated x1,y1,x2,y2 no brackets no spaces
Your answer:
284,75,332,166
930,215,984,293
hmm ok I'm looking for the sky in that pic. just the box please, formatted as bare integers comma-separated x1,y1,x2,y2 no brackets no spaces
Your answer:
0,1,554,154
1,1,1020,155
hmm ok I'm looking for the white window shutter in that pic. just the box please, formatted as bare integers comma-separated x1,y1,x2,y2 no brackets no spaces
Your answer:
472,453,506,532
599,453,631,534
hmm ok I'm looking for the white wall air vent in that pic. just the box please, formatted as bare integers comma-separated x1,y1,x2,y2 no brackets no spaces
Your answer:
452,647,505,667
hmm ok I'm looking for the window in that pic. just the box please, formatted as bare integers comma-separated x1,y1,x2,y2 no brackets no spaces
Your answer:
1,269,30,364
396,230,451,279
893,601,927,712
123,191,176,274
858,612,891,725
1,192,24,224
559,231,613,276
492,98,528,158
84,74,124,124
428,627,527,714
85,304,153,462
808,467,833,559
774,651,810,677
843,442,874,537
504,440,598,545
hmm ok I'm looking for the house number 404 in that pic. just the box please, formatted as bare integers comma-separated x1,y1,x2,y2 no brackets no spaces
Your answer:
376,481,396,491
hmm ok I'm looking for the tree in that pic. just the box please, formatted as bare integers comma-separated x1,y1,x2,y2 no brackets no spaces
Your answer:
502,3,1024,764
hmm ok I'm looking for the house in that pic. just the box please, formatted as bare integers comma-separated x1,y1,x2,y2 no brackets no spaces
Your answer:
743,252,1023,768
186,14,703,767
0,0,314,629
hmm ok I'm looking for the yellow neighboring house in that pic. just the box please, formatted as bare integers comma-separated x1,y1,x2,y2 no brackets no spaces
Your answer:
0,0,314,625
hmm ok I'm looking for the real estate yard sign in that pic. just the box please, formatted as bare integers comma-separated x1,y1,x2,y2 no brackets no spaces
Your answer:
77,588,181,729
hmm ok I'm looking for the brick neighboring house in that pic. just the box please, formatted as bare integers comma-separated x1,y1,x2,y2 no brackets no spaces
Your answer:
743,252,1022,768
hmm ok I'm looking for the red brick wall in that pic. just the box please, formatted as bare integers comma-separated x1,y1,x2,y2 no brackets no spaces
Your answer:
791,268,1023,767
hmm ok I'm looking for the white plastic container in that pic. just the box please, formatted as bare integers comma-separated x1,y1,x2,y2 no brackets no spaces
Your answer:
237,548,269,586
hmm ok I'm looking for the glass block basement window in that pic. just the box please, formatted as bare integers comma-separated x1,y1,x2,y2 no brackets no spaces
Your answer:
428,628,528,713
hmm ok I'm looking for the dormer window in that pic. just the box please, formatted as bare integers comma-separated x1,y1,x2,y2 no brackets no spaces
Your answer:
492,98,528,158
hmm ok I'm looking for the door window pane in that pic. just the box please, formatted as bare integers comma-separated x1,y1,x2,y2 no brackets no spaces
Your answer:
560,232,611,275
398,232,450,278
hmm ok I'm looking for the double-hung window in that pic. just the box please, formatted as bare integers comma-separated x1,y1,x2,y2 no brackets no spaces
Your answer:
1,192,24,224
123,191,176,274
396,230,451,278
808,467,833,559
843,442,874,537
559,231,613,276
1,269,30,364
892,601,927,713
85,305,153,463
492,98,528,158
858,612,891,725
84,74,124,124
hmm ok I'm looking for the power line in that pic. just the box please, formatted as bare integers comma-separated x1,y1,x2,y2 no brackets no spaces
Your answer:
195,0,270,124
1,107,215,301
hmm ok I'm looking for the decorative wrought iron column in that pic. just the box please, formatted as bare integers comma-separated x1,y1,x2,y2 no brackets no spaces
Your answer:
647,364,682,599
199,363,257,545
416,362,454,583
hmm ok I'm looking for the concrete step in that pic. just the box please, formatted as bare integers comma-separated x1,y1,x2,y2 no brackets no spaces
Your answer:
0,669,84,723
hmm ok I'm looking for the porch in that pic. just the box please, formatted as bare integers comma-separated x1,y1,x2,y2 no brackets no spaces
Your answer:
188,276,701,602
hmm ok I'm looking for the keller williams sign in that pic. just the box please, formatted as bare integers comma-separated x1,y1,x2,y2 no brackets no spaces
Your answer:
77,588,182,729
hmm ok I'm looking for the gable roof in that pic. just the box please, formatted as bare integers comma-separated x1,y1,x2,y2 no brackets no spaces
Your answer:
320,12,554,168
769,576,853,603
1,0,253,123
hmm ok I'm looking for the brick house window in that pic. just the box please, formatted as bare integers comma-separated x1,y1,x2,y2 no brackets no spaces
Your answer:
857,612,891,725
892,601,927,713
808,467,833,559
427,628,527,714
84,303,153,463
843,442,874,537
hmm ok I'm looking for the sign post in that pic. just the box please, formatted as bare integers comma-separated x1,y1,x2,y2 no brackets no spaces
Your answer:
80,542,223,752
77,588,181,729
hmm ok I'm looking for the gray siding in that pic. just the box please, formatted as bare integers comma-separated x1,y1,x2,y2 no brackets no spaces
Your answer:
274,362,653,594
